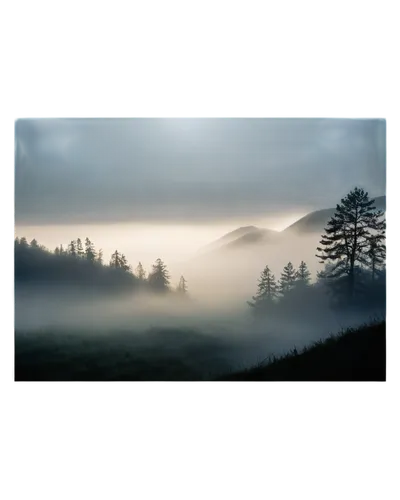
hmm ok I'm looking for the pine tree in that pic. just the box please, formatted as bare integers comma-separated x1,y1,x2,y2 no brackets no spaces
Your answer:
19,237,28,247
85,237,97,262
30,238,39,248
110,250,121,268
68,240,77,257
366,234,386,281
296,261,311,285
76,238,84,258
120,254,131,272
278,262,296,295
177,275,188,293
135,262,146,280
54,246,60,256
316,188,386,299
97,249,103,265
148,258,171,292
60,244,65,255
248,265,277,308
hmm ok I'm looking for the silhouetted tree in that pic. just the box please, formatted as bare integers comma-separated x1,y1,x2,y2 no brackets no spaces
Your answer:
96,249,103,265
148,258,170,292
120,254,131,272
316,188,386,299
135,262,146,280
76,238,84,258
54,246,60,256
110,250,121,268
248,265,277,309
30,238,39,248
177,275,188,293
59,244,66,255
19,237,28,248
366,234,386,281
85,237,97,262
279,262,296,295
68,240,77,257
296,261,311,285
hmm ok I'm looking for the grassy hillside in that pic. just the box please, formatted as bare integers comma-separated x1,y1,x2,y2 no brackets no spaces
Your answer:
220,321,386,381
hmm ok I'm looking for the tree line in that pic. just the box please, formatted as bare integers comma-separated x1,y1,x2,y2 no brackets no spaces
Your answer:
14,237,188,294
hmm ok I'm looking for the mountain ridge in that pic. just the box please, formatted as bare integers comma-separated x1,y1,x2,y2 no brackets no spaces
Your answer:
202,195,386,253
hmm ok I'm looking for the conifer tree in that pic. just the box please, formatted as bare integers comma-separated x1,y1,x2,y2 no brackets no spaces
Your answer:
60,244,65,255
177,275,188,293
278,262,296,295
30,238,39,248
135,262,146,280
19,237,28,247
110,250,121,268
68,240,77,257
120,254,131,272
54,246,60,256
148,258,171,292
316,188,385,298
248,265,277,308
366,234,386,281
76,238,84,258
85,237,97,262
296,261,311,285
97,249,103,265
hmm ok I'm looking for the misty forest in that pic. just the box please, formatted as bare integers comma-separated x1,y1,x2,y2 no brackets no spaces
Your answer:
15,185,386,381
14,118,387,381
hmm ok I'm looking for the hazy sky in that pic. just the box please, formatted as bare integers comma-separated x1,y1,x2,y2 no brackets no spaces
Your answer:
15,118,386,226
14,118,387,273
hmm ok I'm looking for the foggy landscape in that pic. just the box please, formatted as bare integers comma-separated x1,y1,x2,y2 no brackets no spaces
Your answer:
14,118,386,381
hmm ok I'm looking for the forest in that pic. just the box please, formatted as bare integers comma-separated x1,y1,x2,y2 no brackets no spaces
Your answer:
14,187,386,381
15,187,386,308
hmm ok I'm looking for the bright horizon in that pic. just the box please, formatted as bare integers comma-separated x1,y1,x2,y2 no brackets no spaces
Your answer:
14,210,307,272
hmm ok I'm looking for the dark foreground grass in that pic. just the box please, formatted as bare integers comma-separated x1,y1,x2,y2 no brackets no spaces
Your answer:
219,321,386,381
15,328,235,381
15,321,386,381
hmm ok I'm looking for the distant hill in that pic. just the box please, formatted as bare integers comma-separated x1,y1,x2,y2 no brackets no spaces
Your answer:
198,226,266,253
222,228,279,250
201,195,386,253
283,195,386,235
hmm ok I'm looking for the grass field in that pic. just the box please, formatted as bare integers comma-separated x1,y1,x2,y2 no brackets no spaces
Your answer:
15,321,385,381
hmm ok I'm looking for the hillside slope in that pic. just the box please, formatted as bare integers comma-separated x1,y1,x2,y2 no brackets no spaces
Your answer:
219,321,386,381
284,195,386,235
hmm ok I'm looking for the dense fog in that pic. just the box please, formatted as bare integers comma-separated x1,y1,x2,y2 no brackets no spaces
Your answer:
15,221,385,379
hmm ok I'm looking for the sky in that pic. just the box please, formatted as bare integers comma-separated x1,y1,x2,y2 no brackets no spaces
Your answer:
15,118,386,226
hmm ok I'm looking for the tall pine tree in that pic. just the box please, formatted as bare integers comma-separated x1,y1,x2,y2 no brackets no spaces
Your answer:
110,250,121,268
135,262,146,280
316,188,385,299
148,258,170,292
248,265,277,309
296,261,311,285
76,238,84,258
177,275,188,294
120,254,131,272
278,262,296,295
366,234,386,281
97,249,103,265
85,237,97,262
68,240,77,257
